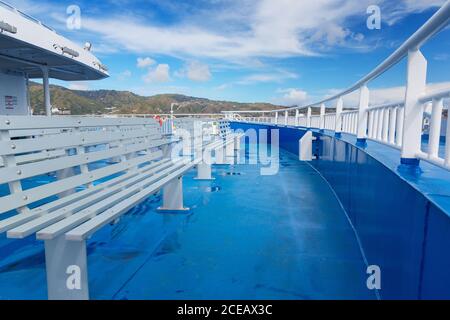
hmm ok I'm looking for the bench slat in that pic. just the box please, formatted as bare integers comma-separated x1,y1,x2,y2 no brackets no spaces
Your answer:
0,150,164,214
65,159,200,241
35,159,191,240
0,128,161,156
0,159,171,234
0,116,159,130
0,138,168,184
7,159,179,239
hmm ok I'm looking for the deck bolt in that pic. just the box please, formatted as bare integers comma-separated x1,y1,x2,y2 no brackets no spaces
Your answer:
17,170,22,175
5,120,10,125
23,196,28,201
11,144,16,150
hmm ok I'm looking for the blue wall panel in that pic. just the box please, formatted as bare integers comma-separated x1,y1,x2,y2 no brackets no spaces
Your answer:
231,122,450,299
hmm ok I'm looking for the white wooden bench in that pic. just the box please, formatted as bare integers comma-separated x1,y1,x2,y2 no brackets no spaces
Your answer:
0,115,241,300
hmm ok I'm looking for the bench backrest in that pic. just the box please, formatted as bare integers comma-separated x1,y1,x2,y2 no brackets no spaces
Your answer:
0,115,168,217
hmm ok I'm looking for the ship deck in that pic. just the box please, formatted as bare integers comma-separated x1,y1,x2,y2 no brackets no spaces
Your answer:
0,143,375,300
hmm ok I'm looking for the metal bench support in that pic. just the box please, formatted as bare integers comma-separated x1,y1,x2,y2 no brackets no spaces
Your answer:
225,137,235,157
215,146,226,164
45,236,89,300
234,135,241,151
195,161,214,180
158,176,189,211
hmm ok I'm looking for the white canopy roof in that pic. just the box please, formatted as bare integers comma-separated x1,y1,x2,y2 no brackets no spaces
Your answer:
0,1,109,81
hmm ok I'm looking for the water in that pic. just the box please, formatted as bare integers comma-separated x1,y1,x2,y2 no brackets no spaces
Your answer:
0,144,375,300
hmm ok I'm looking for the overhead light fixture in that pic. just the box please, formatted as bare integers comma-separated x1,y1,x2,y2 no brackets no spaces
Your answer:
84,42,92,51
62,46,79,57
93,61,108,72
0,21,17,34
53,44,79,58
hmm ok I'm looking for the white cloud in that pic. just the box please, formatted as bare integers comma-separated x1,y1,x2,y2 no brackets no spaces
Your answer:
382,0,446,25
70,0,445,62
13,0,445,65
137,57,156,68
434,53,450,61
143,64,171,83
177,61,212,82
68,82,90,91
186,61,211,82
117,70,132,80
215,84,231,91
275,88,309,106
237,70,298,85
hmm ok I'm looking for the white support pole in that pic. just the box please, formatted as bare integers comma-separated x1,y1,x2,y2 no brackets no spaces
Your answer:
401,49,427,163
215,145,226,164
45,236,89,300
319,103,325,130
275,112,278,125
368,110,374,138
428,98,443,158
25,73,31,115
446,111,450,166
377,109,384,141
388,107,397,145
158,176,188,211
284,111,288,126
234,134,241,151
299,131,313,161
42,67,52,116
382,108,389,142
225,136,235,157
396,107,404,147
195,161,213,180
295,109,299,126
306,107,312,128
335,97,343,135
357,85,369,141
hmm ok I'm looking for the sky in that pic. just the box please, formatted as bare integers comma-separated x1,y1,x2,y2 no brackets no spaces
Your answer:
6,0,450,107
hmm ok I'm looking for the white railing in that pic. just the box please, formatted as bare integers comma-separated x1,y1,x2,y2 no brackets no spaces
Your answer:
224,1,450,170
366,102,404,148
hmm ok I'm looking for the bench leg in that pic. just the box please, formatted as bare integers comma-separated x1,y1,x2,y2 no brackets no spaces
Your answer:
195,162,214,180
225,138,235,157
235,135,241,151
158,176,189,211
44,236,89,300
215,146,226,164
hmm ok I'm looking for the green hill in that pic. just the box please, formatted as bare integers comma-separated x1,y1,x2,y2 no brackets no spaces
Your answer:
30,82,283,115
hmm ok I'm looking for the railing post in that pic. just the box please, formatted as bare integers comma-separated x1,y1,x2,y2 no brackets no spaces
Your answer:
388,107,397,145
357,85,369,144
275,112,278,125
319,103,325,131
284,111,288,126
401,49,427,165
295,109,299,126
306,107,312,128
429,98,443,158
335,97,343,136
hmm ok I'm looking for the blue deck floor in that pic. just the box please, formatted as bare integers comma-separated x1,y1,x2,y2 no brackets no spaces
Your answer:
0,144,376,300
